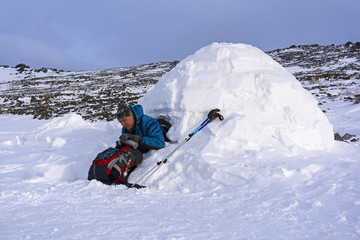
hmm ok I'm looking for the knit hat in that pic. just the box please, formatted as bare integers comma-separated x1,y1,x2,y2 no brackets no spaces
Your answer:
116,104,133,119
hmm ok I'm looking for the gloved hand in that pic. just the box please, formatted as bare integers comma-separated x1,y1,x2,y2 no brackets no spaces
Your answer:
115,139,122,149
120,133,142,146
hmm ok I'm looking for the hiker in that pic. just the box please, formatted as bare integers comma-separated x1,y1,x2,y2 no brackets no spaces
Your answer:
115,103,165,153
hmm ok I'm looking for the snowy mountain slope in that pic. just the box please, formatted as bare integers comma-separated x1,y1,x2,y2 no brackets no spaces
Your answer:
1,42,360,240
0,62,178,120
267,42,360,104
0,42,359,121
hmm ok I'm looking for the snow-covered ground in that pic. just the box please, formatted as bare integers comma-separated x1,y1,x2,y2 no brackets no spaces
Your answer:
1,43,360,239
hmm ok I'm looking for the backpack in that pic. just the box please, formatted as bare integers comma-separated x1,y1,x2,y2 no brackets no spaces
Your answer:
88,146,143,185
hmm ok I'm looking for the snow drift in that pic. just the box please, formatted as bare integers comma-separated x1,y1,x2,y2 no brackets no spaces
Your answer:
136,43,334,191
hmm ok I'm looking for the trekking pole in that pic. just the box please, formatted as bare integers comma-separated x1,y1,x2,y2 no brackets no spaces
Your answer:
129,109,224,188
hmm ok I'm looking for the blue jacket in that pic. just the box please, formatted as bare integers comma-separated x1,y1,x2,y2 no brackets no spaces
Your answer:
122,105,165,153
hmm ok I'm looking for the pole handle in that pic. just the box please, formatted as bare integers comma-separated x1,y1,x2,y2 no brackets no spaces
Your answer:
208,108,224,122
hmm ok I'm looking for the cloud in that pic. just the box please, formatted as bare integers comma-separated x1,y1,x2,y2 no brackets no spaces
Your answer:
0,34,98,71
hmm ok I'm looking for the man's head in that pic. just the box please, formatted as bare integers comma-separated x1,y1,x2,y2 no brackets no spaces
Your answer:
116,104,135,131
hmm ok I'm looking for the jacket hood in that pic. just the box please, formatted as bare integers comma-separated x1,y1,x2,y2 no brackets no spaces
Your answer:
130,104,144,124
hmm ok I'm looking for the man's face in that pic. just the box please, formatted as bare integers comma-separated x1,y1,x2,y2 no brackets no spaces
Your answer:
118,115,135,132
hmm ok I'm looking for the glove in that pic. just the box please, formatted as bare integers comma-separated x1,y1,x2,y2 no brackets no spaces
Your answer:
115,134,141,149
115,139,122,149
120,133,142,148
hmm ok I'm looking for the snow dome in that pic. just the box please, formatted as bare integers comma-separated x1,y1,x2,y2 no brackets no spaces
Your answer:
140,42,334,154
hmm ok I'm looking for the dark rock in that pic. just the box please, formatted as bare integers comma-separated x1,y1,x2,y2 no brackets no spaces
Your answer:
334,132,359,143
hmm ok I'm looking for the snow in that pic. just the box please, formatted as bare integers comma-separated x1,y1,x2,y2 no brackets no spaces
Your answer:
1,43,360,239
137,43,339,194
0,66,69,83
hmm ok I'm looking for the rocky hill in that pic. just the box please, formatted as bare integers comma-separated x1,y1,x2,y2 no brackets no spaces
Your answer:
0,62,178,121
0,42,359,121
267,41,360,103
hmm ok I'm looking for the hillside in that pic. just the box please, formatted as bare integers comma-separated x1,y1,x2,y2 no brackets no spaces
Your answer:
267,42,360,103
0,62,178,120
0,42,359,121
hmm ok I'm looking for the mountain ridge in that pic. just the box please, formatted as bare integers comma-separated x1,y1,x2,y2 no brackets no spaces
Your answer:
0,42,359,121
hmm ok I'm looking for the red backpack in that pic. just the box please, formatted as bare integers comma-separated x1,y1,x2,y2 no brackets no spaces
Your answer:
88,146,143,185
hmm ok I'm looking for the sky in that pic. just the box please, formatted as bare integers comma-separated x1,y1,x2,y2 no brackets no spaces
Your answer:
0,0,359,71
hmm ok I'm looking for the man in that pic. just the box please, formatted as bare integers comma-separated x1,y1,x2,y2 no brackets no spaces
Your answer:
116,103,165,153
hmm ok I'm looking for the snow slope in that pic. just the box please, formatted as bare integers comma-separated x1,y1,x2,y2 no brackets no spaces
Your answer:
1,43,360,239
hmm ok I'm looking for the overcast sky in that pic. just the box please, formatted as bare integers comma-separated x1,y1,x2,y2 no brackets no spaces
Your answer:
0,0,359,71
